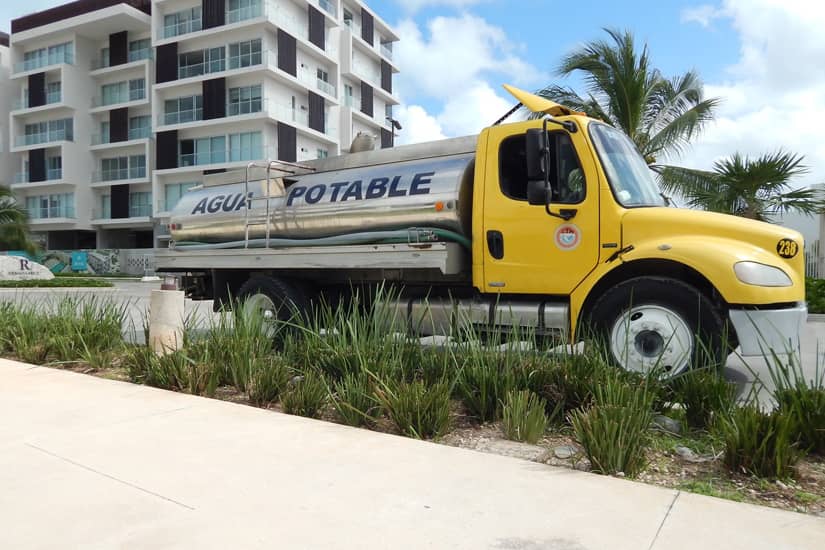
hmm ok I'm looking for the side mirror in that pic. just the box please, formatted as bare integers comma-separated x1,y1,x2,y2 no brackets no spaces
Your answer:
526,128,547,181
527,180,549,205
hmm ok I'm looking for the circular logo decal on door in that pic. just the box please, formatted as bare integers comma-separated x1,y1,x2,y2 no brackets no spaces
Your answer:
554,224,581,251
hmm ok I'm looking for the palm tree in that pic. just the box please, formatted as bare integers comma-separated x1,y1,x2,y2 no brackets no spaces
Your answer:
537,28,719,164
657,151,823,221
0,186,35,253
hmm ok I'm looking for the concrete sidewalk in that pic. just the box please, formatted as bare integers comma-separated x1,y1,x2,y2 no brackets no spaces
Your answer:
1,359,823,550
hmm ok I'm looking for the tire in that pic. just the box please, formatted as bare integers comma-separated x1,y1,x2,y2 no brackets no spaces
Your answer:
236,275,308,324
584,277,726,376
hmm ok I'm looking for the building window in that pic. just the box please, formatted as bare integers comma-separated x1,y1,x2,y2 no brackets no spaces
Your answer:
128,39,151,62
46,156,62,180
100,155,146,181
228,39,262,70
129,155,147,178
100,195,111,219
129,116,151,140
180,136,227,166
317,148,328,159
227,0,262,24
164,95,203,124
100,47,110,68
46,81,61,104
164,182,198,211
229,131,263,161
163,7,202,38
343,9,353,29
344,84,354,107
101,79,145,106
227,84,262,116
22,42,73,71
26,193,74,219
179,47,225,79
129,79,146,101
129,191,152,217
23,118,73,145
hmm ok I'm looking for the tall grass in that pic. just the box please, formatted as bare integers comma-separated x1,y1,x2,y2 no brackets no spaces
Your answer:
570,373,655,476
765,353,825,456
718,404,798,479
501,390,548,444
376,379,452,439
671,368,737,430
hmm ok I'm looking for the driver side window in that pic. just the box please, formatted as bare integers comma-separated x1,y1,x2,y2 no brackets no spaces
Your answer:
498,132,585,204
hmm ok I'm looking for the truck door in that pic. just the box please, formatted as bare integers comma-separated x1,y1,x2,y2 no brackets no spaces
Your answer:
482,126,600,295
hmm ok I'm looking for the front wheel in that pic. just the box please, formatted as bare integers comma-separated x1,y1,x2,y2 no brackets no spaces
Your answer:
584,277,727,376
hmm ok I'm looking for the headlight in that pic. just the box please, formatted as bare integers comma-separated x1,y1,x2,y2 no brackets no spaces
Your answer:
734,261,792,287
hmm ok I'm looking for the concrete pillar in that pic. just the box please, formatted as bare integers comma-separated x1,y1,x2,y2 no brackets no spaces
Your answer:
149,289,185,355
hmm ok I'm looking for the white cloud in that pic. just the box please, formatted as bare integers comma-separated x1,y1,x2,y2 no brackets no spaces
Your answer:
676,0,825,241
390,13,543,144
680,4,724,27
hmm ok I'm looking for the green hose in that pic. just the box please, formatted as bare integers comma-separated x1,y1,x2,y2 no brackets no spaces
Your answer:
173,227,472,251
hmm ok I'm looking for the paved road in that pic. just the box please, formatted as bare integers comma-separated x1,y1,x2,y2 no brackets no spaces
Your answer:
1,358,822,550
1,280,822,401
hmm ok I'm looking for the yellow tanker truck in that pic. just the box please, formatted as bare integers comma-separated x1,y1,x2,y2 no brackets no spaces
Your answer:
156,85,806,376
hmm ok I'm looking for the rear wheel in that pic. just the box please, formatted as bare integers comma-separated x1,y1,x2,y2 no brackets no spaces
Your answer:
237,275,308,324
584,277,726,376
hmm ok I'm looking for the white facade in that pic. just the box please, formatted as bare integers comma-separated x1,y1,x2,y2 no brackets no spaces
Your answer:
0,35,12,192
6,0,399,249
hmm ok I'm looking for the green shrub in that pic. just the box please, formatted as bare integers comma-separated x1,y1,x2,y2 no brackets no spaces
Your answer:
248,356,291,406
718,405,798,479
501,390,548,444
805,277,825,314
376,379,451,439
671,368,737,430
455,345,520,422
207,301,276,391
330,372,379,426
767,356,825,456
281,370,329,418
569,374,654,476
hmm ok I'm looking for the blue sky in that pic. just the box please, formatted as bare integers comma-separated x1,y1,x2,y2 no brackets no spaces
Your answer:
3,1,824,238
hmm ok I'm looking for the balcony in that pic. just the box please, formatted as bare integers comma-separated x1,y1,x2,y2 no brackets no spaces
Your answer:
91,127,152,146
92,166,147,183
91,203,153,223
268,102,336,136
226,2,264,24
15,129,73,147
14,169,63,184
158,107,204,126
14,52,74,74
28,206,76,220
91,87,146,108
178,145,275,168
380,43,393,60
13,89,62,110
162,17,202,39
90,48,152,70
352,59,381,87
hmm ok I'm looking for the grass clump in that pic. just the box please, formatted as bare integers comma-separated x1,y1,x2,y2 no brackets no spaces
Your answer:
331,372,379,427
718,404,798,479
376,379,451,439
671,368,737,430
569,374,655,477
501,390,548,444
767,357,825,456
281,370,329,418
248,356,291,406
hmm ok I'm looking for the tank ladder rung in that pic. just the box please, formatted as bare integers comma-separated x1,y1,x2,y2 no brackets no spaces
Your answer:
243,160,315,249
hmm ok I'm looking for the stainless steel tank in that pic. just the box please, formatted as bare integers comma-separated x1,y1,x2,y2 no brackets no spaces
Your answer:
169,153,475,243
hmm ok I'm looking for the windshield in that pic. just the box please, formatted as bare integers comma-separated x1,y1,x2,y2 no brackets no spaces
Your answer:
589,123,665,208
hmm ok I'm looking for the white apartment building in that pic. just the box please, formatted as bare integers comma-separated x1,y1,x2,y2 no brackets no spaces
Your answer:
6,0,399,250
0,33,12,191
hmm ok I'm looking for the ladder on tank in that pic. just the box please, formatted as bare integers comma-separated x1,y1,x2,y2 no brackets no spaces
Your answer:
243,160,315,249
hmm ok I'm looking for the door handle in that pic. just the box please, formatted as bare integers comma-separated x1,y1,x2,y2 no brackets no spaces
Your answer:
486,230,504,259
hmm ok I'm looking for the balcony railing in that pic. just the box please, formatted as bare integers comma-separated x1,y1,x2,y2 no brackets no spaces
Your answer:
16,168,63,183
90,48,153,70
28,206,76,220
92,166,147,182
316,0,336,17
131,203,152,217
158,107,204,126
226,2,264,23
268,103,335,136
91,87,146,108
352,60,381,86
177,49,276,80
380,43,393,60
91,127,151,145
13,90,62,110
179,145,272,168
162,17,202,39
14,52,74,74
15,129,73,147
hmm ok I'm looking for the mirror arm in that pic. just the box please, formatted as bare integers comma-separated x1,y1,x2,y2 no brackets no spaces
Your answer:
539,118,577,221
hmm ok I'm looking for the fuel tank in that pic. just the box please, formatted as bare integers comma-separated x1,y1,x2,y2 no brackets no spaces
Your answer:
169,153,476,243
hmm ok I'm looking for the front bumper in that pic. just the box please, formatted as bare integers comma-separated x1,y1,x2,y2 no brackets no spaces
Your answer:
728,303,807,356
